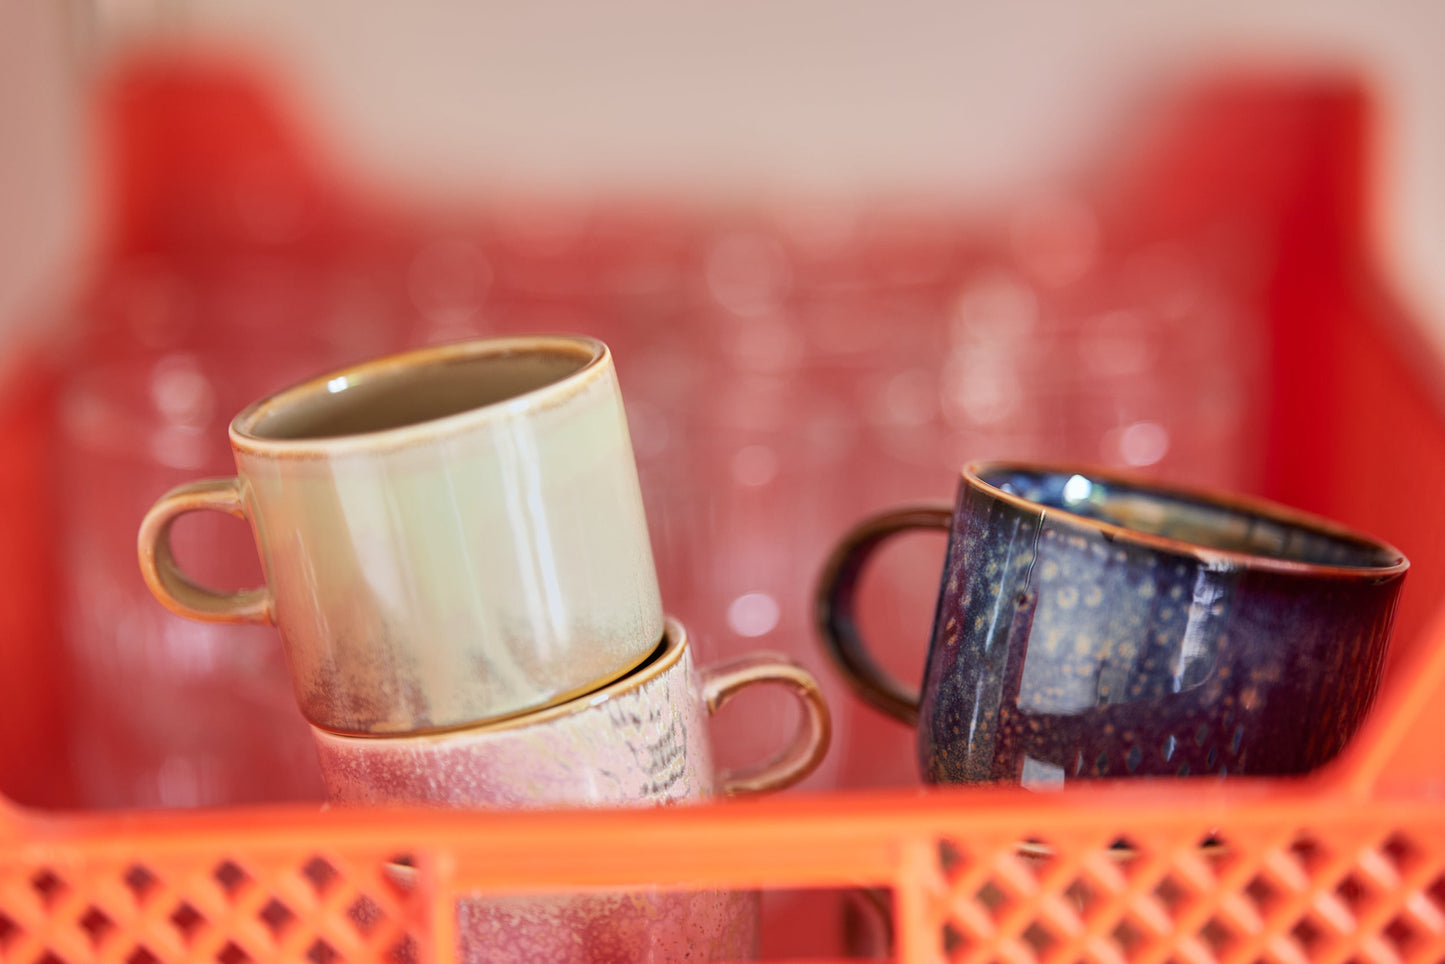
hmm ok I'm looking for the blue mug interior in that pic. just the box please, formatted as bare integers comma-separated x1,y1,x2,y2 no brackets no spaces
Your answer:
979,466,1402,570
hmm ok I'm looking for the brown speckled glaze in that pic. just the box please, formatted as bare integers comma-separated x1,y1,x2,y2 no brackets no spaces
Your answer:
313,618,830,963
137,336,664,735
817,461,1408,786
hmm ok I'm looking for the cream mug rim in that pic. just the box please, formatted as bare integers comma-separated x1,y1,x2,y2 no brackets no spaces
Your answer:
229,334,609,458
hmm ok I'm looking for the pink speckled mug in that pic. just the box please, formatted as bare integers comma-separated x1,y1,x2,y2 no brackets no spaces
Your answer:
311,617,830,963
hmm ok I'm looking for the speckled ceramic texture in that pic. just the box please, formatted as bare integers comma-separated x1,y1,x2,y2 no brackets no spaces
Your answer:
449,890,760,964
313,623,716,808
313,618,829,964
819,461,1408,786
139,336,663,735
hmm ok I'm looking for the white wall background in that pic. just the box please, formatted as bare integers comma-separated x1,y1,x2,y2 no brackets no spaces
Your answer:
4,1,1445,345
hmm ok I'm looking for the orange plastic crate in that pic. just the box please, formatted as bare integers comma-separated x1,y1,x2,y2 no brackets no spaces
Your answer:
0,72,1443,964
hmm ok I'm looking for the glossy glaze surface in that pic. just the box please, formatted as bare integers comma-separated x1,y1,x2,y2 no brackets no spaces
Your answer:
818,461,1408,786
142,336,664,735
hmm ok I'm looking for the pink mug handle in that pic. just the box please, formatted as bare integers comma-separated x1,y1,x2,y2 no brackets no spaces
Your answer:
699,654,832,796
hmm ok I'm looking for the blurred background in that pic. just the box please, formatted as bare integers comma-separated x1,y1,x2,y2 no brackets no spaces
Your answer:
6,2,1445,347
0,2,1438,956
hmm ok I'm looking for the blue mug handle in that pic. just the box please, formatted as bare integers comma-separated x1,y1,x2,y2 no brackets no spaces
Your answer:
814,503,953,727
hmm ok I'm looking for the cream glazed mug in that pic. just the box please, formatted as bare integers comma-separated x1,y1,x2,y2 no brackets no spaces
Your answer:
138,335,663,736
311,617,832,964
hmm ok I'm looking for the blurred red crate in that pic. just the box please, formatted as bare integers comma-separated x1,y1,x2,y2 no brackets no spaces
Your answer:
0,57,1440,963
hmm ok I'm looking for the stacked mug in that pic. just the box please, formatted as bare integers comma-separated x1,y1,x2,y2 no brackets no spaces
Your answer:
137,335,832,963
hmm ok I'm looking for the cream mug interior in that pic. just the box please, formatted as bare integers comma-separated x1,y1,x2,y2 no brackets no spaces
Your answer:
138,335,664,736
243,349,590,440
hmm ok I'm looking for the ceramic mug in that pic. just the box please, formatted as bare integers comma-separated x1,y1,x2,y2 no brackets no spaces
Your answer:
312,617,831,964
816,461,1408,785
138,335,664,736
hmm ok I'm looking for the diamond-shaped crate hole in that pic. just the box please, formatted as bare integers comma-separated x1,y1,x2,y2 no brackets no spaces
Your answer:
1380,832,1427,877
942,921,968,958
1335,869,1380,917
938,839,965,879
301,857,341,898
259,898,297,942
348,894,385,938
1382,913,1426,959
973,847,1053,931
1022,921,1059,955
386,933,418,964
1287,832,1331,876
79,906,116,949
123,865,161,906
1111,918,1146,956
1427,872,1445,916
30,868,67,908
1147,831,1230,923
170,902,207,944
1075,836,1141,902
1291,915,1326,957
1199,915,1241,957
126,946,161,964
1064,876,1104,920
973,879,1012,922
217,940,251,964
213,861,253,899
0,911,22,951
307,938,341,964
1244,871,1283,917
1152,873,1193,920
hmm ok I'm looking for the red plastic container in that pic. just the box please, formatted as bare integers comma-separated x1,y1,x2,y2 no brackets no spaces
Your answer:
0,67,1441,964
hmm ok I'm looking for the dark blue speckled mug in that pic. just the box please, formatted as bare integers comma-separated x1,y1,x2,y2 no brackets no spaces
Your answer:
816,462,1408,785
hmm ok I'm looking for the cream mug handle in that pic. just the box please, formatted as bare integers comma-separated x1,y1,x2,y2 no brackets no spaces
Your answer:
700,654,832,796
136,477,273,625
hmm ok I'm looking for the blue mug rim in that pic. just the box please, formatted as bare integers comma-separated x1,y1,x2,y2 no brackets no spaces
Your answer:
962,460,1409,581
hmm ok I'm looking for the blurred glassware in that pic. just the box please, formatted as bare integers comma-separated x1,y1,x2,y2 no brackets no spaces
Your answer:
309,198,1265,796
53,193,1265,809
58,349,320,806
508,199,1271,794
54,247,414,808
